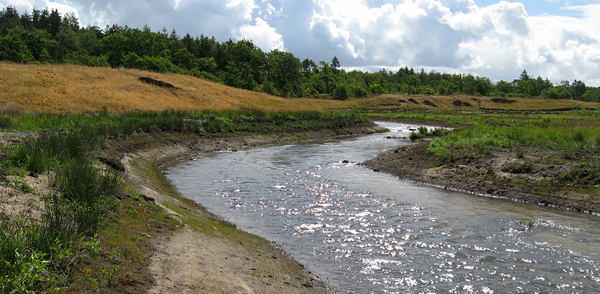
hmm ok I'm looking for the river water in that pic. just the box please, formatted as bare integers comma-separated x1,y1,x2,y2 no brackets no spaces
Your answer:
165,122,600,293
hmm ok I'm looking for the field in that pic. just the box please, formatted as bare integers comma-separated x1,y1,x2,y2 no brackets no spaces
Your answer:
353,94,598,111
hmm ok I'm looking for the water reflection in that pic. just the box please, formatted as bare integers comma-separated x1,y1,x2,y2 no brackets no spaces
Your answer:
165,122,600,293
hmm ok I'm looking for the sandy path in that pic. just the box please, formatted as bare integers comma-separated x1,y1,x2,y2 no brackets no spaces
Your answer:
148,225,324,294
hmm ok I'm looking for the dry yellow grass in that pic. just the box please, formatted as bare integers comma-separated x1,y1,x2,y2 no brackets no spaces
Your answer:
2,63,596,114
352,94,599,111
0,63,347,113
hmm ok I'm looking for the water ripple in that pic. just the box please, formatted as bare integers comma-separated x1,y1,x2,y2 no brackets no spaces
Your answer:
166,122,600,293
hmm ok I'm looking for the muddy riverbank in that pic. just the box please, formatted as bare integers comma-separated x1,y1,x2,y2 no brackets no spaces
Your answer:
362,119,600,215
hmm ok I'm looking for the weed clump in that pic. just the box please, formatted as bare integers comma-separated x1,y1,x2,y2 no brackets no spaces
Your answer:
1,128,116,292
409,127,447,141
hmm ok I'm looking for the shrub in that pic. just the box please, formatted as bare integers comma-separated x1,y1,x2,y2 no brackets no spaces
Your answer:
333,84,349,100
53,159,119,235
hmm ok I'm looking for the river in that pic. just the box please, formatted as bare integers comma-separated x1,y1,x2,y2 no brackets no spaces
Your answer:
165,122,600,293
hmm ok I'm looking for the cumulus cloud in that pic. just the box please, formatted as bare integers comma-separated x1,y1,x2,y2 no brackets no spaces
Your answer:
304,0,600,85
1,0,599,85
234,17,285,51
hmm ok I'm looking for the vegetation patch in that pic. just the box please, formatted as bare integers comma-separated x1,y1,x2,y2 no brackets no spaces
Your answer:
409,126,448,141
138,77,177,89
366,109,600,213
501,160,533,174
491,97,516,104
423,100,437,107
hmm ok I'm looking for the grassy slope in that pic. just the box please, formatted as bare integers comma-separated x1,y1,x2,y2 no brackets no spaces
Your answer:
2,63,597,114
0,63,345,113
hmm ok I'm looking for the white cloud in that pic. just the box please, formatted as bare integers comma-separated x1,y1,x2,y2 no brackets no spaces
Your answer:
305,0,600,85
1,0,599,85
234,16,285,51
226,0,258,21
45,0,80,18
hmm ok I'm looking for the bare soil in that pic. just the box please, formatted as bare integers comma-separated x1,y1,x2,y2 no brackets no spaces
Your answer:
0,174,51,221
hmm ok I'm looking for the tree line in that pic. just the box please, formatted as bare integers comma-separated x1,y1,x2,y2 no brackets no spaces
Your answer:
1,7,598,101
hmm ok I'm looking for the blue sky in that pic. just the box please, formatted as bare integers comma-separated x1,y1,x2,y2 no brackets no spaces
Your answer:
476,0,585,16
2,0,599,86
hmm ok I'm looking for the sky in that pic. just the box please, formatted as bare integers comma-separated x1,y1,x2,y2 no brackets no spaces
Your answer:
2,0,599,86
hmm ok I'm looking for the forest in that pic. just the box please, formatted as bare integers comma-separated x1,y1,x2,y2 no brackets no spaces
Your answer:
1,6,599,102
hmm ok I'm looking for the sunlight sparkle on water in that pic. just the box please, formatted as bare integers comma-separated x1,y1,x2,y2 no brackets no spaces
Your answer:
166,122,600,293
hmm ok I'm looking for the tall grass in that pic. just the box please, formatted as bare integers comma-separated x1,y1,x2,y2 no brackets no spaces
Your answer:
1,128,115,292
0,109,367,135
428,121,600,161
368,110,600,162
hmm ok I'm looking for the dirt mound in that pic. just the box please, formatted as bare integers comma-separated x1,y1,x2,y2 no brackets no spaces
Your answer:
452,100,473,107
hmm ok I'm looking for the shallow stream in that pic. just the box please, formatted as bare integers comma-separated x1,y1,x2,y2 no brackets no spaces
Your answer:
165,122,600,293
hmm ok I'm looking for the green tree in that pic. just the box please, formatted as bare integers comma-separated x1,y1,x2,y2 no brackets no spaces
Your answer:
519,69,530,81
541,86,573,99
101,33,129,67
172,47,195,70
572,80,586,100
0,6,22,35
220,39,266,90
581,88,600,102
369,83,384,95
266,50,302,96
0,34,34,62
331,55,340,69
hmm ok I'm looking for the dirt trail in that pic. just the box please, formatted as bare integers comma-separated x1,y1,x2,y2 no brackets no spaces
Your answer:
148,225,324,294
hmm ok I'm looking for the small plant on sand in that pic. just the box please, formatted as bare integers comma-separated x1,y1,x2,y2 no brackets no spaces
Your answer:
516,145,524,159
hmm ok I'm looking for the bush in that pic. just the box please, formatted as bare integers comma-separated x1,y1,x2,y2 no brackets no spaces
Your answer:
350,84,368,98
369,83,384,95
53,159,119,235
333,84,348,100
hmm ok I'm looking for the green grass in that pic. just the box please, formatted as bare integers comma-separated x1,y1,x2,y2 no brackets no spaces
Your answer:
0,109,368,134
371,110,600,163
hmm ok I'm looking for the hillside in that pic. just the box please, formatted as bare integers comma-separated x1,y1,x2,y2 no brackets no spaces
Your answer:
0,63,346,113
1,63,596,114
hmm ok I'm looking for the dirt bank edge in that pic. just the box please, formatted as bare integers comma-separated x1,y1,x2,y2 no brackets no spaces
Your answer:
362,120,600,216
105,122,386,293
